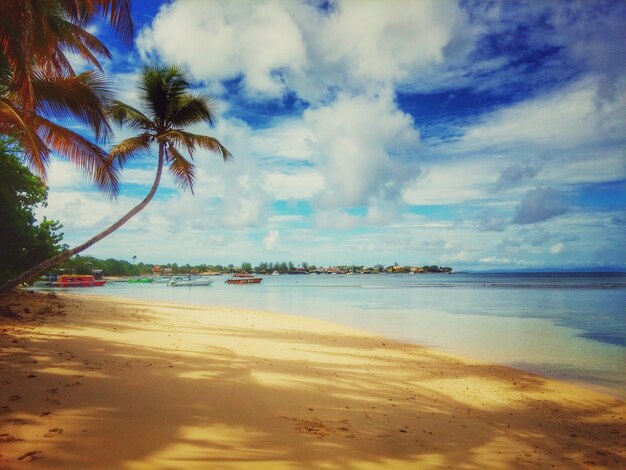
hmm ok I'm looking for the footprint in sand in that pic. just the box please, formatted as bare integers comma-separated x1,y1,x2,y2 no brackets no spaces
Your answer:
44,428,63,438
0,433,23,443
18,450,44,462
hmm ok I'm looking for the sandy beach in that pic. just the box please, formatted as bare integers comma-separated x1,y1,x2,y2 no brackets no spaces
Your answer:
0,291,624,469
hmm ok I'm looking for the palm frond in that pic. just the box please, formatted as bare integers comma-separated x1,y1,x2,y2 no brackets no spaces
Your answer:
139,62,193,124
0,98,50,176
179,131,233,162
93,0,134,47
34,115,120,197
158,129,196,156
33,71,113,142
168,94,219,127
167,144,196,193
108,133,152,169
107,100,152,131
49,18,112,70
59,0,134,47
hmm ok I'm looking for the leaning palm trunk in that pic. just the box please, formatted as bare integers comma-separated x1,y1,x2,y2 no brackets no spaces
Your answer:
1,63,231,295
0,146,164,294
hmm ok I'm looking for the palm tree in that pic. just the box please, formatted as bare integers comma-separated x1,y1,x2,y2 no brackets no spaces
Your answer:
0,0,133,110
0,63,231,293
0,0,133,191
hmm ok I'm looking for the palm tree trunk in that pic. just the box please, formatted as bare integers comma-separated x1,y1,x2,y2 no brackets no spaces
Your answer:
0,145,165,295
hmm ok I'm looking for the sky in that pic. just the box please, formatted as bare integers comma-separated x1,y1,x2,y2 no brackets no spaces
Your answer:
38,0,626,270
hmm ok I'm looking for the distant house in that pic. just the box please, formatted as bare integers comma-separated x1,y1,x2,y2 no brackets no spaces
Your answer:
152,265,162,274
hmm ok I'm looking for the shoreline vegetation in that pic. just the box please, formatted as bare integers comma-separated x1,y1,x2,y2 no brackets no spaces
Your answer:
36,255,454,280
0,291,624,468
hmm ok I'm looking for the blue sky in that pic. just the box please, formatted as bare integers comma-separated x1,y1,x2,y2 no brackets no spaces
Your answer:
39,0,626,270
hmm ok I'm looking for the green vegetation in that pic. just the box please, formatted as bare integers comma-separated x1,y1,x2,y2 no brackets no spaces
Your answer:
1,10,230,292
49,256,453,278
0,138,65,283
0,1,134,293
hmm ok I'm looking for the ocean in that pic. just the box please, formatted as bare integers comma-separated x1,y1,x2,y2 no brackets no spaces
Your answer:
45,272,626,398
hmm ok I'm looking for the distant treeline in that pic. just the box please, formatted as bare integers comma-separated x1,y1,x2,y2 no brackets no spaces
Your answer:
52,256,452,277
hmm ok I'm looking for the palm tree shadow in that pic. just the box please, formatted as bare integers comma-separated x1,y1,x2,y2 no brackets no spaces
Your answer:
1,292,624,469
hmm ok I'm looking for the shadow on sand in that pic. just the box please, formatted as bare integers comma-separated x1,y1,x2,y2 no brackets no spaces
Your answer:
1,291,625,468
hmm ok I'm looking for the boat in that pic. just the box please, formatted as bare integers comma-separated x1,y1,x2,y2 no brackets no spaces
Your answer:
271,270,279,276
51,274,106,288
225,273,262,284
128,277,153,283
168,276,214,287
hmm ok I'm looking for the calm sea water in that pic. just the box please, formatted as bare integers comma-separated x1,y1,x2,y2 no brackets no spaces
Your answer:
45,272,626,398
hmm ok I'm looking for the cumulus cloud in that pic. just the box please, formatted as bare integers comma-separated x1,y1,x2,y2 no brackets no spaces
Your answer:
136,0,472,101
513,187,569,225
495,163,539,191
137,0,307,98
303,92,422,209
475,210,508,232
36,0,625,271
263,229,280,250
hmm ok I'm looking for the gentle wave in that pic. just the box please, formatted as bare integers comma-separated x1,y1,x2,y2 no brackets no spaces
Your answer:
266,282,626,289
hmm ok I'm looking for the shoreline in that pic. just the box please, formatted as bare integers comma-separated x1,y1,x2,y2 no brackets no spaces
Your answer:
61,292,626,400
1,291,624,468
28,285,626,401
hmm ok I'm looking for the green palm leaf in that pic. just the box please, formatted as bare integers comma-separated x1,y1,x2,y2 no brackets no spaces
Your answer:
167,144,196,193
34,115,120,197
109,133,152,168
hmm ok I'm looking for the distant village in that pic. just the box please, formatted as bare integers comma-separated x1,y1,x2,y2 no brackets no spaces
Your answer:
152,263,453,276
54,256,453,278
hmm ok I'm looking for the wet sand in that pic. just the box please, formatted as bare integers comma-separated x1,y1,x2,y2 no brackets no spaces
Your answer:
0,291,624,469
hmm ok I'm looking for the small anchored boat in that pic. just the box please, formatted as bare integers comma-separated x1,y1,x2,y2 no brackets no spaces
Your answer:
128,277,153,283
51,274,106,288
168,276,214,287
225,273,263,284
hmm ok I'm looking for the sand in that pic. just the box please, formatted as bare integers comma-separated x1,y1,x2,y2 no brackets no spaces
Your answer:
0,291,624,469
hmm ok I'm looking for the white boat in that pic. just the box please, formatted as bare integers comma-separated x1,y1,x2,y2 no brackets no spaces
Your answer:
168,276,214,287
271,271,279,276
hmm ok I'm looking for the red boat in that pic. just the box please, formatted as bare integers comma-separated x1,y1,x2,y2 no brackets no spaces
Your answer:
225,273,262,284
51,274,106,288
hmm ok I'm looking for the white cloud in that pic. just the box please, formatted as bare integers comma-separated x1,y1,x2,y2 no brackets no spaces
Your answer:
304,92,421,209
403,157,498,205
137,0,307,98
40,191,139,232
453,78,626,153
137,0,472,101
262,229,280,250
46,160,85,189
263,171,323,200
315,0,467,85
549,242,564,254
